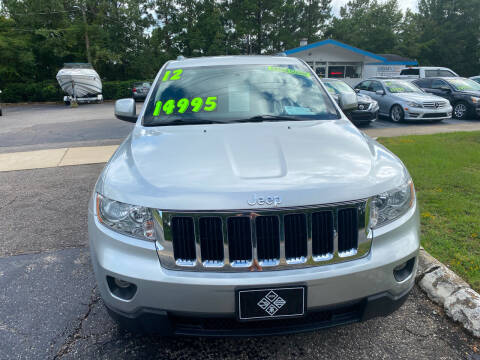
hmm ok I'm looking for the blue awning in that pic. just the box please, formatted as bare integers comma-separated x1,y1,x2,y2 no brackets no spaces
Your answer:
285,39,418,66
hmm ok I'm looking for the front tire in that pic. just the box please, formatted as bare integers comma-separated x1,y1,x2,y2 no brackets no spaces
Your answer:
453,102,468,119
390,105,404,123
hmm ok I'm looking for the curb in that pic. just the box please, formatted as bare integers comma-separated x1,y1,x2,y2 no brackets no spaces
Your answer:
416,247,480,338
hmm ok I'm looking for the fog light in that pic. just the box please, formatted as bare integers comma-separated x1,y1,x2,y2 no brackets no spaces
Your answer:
393,257,416,282
114,278,132,289
107,276,137,300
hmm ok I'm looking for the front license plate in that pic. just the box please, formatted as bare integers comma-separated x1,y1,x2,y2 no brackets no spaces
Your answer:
237,287,305,321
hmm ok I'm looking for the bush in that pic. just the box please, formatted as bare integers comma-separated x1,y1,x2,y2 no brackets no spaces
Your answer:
1,81,63,103
0,79,146,103
103,80,136,100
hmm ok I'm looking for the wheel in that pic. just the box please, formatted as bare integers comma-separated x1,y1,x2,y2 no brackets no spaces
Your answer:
64,100,70,106
0,108,2,116
390,105,404,123
453,102,468,119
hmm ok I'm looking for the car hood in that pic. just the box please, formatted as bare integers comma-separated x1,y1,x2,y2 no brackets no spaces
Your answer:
394,92,446,102
98,120,407,210
357,93,374,104
458,91,480,97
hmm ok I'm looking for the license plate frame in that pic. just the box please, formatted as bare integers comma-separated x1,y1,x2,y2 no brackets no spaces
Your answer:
236,286,306,321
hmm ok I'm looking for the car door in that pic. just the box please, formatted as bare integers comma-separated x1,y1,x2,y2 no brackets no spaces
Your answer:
355,80,371,96
429,79,454,103
368,81,388,114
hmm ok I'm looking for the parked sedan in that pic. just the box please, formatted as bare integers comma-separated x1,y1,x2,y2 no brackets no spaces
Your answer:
355,79,452,122
132,82,151,101
322,78,378,125
413,77,480,119
470,76,480,85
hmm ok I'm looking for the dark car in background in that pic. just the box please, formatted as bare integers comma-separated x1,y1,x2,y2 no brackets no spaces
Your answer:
132,82,151,101
413,77,480,119
322,78,378,125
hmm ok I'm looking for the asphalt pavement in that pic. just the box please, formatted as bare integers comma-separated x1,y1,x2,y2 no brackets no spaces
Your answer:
1,103,480,359
0,102,478,153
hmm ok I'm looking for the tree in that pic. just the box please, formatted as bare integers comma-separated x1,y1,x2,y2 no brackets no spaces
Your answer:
398,0,480,76
326,0,403,53
0,17,35,86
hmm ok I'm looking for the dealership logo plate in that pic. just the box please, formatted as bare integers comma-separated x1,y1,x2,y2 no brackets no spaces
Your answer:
237,287,305,320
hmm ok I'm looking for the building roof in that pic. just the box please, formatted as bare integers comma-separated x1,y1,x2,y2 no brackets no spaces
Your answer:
285,39,418,66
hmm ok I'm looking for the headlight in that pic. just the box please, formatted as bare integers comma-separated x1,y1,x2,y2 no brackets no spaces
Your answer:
407,101,422,108
370,177,415,228
470,96,480,104
96,194,155,240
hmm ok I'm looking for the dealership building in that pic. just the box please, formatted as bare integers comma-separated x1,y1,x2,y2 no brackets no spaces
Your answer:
285,39,418,86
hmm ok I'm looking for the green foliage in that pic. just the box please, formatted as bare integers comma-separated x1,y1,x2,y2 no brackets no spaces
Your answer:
1,0,480,102
1,81,63,102
380,132,480,291
0,80,150,102
102,80,139,100
397,0,480,76
326,0,403,53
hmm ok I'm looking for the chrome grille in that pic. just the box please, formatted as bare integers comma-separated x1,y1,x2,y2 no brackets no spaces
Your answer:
154,199,372,272
423,101,447,108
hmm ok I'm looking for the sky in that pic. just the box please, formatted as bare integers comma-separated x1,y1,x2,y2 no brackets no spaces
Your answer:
331,0,418,15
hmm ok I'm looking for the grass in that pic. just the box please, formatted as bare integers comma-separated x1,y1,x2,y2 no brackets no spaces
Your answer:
379,132,480,292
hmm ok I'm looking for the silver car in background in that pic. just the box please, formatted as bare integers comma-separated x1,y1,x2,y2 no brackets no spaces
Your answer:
470,76,480,85
355,79,452,122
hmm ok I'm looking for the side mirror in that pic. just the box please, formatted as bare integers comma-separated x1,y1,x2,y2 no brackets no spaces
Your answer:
375,90,385,96
440,86,451,92
338,92,358,112
114,98,137,123
354,88,360,93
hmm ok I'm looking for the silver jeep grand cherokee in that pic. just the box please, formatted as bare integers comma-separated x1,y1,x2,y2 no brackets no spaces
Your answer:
88,56,420,336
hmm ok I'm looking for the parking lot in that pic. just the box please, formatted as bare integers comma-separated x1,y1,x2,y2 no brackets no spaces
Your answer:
1,103,479,359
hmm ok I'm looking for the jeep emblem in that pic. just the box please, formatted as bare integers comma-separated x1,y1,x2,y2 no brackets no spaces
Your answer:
247,194,282,207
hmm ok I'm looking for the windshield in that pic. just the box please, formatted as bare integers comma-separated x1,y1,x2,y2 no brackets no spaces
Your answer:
446,78,480,91
384,80,422,94
323,80,355,95
143,64,339,126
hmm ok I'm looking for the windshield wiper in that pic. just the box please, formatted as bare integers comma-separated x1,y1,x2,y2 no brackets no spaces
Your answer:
147,119,225,126
231,114,300,123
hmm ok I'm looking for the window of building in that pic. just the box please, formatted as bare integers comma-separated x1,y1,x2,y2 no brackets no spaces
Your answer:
327,63,362,79
316,66,326,78
328,66,345,78
345,65,361,78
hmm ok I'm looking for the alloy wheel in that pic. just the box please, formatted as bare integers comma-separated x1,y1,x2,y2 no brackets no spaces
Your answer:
391,106,403,122
454,103,467,119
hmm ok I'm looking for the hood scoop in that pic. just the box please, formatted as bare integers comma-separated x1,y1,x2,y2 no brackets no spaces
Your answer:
225,135,287,179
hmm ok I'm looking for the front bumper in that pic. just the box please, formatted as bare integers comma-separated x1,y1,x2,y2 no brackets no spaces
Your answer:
88,202,420,335
348,109,378,124
133,93,147,100
404,105,452,120
105,283,413,336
